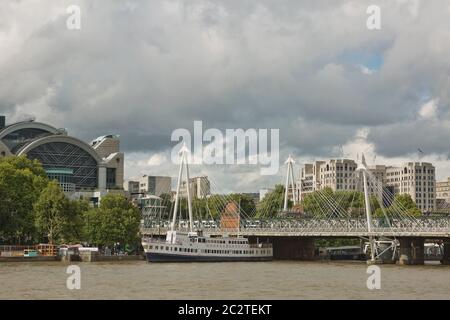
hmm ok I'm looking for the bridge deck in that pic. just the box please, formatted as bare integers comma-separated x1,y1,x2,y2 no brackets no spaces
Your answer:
142,228,450,238
142,218,450,238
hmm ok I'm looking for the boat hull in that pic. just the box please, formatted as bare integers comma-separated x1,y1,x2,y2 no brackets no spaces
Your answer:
145,251,272,263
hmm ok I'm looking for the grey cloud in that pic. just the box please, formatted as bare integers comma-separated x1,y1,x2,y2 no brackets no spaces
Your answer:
1,0,450,190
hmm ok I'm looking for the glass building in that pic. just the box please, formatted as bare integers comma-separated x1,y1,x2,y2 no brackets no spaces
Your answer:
0,117,124,192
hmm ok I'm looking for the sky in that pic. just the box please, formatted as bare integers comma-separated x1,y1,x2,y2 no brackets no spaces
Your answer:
1,0,450,192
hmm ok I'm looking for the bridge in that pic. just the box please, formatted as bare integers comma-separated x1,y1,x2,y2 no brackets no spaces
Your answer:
142,147,450,265
143,217,450,238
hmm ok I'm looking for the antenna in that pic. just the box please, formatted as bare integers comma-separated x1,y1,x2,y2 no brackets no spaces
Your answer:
417,148,424,161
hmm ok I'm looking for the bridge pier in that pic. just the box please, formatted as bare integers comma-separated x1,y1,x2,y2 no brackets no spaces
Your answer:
398,238,424,265
441,242,450,265
249,236,315,260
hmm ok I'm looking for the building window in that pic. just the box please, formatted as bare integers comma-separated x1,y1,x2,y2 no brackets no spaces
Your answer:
106,168,116,188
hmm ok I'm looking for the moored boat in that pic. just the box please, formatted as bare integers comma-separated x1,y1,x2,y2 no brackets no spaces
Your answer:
142,144,273,262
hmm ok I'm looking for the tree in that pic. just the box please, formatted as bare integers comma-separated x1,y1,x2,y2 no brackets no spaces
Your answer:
229,194,256,217
83,193,141,248
374,193,422,217
0,156,49,243
257,185,287,218
61,198,90,243
302,188,368,218
34,180,75,244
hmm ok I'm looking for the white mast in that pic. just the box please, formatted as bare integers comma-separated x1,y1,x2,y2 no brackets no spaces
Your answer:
356,153,376,262
184,147,194,232
170,144,194,233
283,155,297,211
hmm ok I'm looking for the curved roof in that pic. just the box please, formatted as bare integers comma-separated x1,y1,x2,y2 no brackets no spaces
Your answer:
0,121,61,139
16,135,103,164
91,134,120,146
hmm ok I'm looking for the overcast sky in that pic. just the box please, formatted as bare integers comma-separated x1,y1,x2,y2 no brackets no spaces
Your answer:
1,0,450,192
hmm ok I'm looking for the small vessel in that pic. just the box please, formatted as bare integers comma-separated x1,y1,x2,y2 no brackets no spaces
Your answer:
142,144,273,262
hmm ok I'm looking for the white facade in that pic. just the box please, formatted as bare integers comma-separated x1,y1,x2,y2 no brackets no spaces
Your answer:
385,162,436,212
297,159,357,199
180,176,211,199
298,159,436,212
436,177,450,204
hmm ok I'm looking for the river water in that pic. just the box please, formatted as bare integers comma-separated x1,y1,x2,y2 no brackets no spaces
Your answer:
0,261,448,299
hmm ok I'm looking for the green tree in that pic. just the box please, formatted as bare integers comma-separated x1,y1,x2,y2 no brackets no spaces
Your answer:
302,187,333,217
257,185,287,218
34,180,76,244
0,156,49,243
62,198,90,243
229,194,256,217
83,193,141,248
302,188,369,218
374,193,422,217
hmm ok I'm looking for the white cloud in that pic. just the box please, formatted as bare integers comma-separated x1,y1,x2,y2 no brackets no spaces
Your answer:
147,153,168,166
418,99,438,120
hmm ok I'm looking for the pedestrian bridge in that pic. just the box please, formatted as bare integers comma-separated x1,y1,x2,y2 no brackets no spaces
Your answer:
141,217,450,238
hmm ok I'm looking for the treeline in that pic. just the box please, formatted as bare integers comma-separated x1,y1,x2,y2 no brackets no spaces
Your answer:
158,193,258,220
302,187,422,217
157,184,291,220
0,156,140,247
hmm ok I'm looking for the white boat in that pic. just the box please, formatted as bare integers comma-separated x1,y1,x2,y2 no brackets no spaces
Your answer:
142,144,273,262
142,231,272,262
